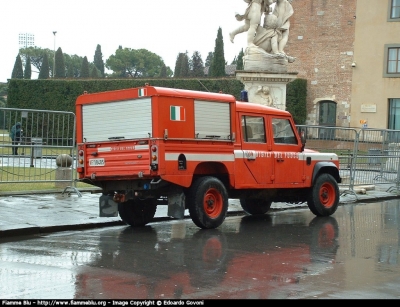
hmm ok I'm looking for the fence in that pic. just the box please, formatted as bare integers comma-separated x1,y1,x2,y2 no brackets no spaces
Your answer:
298,125,400,200
0,107,79,194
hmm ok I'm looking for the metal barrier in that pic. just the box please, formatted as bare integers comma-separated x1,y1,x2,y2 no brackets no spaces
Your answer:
298,125,400,200
0,107,78,194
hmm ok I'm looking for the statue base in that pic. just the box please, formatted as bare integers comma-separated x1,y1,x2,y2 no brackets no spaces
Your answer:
236,71,298,110
243,46,296,74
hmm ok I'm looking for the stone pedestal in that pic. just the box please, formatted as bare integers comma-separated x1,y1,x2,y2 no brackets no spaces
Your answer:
55,154,73,188
236,71,298,110
55,167,72,188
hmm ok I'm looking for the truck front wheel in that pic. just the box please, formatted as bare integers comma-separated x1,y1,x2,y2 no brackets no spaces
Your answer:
307,173,339,216
118,198,157,227
188,177,228,229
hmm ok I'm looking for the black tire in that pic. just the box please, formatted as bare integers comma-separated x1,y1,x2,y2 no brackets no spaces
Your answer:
307,173,339,216
240,197,272,215
118,198,157,227
188,177,228,229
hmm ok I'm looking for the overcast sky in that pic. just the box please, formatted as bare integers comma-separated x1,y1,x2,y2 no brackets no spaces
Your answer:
0,0,262,82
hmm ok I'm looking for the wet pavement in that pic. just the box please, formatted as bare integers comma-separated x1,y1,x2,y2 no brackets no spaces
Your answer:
1,203,400,299
1,183,400,239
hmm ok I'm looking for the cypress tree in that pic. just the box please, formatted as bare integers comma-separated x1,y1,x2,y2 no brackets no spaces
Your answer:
67,63,74,78
174,53,183,77
90,66,99,78
179,52,190,77
210,27,226,77
191,51,204,77
159,64,167,78
80,56,90,78
205,52,213,67
38,53,50,79
205,52,214,76
237,48,244,70
54,47,66,78
11,54,24,79
93,44,105,77
24,56,32,79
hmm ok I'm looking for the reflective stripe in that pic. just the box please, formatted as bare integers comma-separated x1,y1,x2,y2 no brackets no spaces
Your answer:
165,153,234,162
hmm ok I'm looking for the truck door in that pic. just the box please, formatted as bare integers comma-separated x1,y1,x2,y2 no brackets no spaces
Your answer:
236,114,274,186
271,117,304,185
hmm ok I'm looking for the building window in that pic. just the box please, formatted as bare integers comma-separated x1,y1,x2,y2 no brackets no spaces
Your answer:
388,0,400,21
388,48,400,73
318,101,336,139
384,44,400,77
388,99,400,130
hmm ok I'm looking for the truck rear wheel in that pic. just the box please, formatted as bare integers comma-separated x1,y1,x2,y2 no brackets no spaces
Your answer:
118,198,157,227
240,197,272,215
307,173,339,216
188,177,228,229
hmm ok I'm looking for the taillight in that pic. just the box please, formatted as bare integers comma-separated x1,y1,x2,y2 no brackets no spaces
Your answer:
77,149,84,172
150,145,158,170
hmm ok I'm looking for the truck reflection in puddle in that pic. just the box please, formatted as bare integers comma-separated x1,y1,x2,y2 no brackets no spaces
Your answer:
75,214,339,299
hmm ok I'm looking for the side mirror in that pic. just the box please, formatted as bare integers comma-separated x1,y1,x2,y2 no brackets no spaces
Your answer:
300,129,306,152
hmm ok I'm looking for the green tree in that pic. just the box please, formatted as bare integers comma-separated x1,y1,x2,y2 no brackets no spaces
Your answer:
205,52,213,67
106,48,165,78
11,54,24,79
179,52,190,77
205,52,214,76
94,44,105,77
191,51,204,77
54,47,66,78
0,84,7,106
24,56,32,79
38,53,50,79
19,47,53,75
80,56,90,78
174,53,183,78
210,27,226,77
90,66,99,78
67,63,74,78
159,64,167,77
236,48,244,70
65,54,84,78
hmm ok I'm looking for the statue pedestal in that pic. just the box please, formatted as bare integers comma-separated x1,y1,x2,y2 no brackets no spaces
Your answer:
236,71,298,110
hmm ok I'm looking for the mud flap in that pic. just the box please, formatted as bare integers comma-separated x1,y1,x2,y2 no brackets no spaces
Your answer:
167,193,186,219
99,194,118,217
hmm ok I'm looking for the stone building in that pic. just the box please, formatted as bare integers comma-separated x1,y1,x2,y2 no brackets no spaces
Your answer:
285,0,400,130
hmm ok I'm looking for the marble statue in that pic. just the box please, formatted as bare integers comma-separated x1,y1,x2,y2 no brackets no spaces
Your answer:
230,0,295,72
229,0,274,47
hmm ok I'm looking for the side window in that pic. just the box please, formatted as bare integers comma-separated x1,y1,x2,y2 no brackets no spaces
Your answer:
272,118,298,145
241,115,266,143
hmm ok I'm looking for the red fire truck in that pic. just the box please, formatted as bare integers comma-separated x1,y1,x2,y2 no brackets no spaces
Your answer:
75,85,341,229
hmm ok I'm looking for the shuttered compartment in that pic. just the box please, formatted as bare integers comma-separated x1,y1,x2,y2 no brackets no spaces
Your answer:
82,98,152,142
194,100,231,140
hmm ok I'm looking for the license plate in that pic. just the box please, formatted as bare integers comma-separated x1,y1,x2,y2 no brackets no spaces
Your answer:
89,158,105,166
